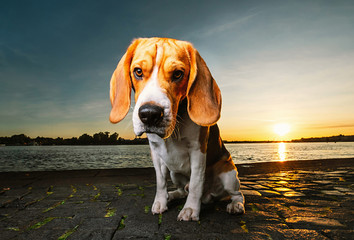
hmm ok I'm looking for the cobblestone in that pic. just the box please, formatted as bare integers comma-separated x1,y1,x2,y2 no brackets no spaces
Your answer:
1,158,353,239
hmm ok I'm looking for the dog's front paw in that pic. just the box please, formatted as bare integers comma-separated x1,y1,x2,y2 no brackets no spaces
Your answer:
177,207,199,221
151,201,168,215
226,201,245,215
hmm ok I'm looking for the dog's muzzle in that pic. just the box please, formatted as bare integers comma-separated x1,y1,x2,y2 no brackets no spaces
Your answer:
138,103,167,137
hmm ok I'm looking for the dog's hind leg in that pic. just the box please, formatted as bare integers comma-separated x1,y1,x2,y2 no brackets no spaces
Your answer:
219,169,245,214
168,172,188,201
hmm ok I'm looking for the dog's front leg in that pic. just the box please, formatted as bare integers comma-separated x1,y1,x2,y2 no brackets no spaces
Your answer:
150,149,169,215
177,150,206,221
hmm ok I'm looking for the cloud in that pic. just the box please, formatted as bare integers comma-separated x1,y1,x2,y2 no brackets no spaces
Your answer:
0,43,41,70
200,12,259,37
310,124,354,129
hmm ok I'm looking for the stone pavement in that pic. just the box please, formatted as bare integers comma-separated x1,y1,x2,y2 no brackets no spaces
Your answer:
1,158,353,240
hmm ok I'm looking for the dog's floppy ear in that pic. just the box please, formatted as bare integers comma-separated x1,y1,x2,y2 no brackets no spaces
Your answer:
186,45,222,126
109,39,140,123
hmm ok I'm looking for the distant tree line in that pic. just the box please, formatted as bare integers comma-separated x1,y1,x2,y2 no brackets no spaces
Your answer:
0,132,148,146
224,135,354,144
1,133,353,146
291,134,354,143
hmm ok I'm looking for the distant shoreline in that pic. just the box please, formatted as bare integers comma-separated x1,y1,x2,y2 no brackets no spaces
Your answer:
1,141,354,147
1,133,353,146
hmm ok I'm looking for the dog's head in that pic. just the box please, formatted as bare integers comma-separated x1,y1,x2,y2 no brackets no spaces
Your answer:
109,38,221,139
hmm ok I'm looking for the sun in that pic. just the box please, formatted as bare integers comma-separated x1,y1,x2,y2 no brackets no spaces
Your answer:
273,123,291,137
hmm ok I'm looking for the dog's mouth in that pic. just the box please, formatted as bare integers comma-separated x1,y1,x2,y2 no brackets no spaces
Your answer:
136,119,176,139
136,126,167,138
134,103,176,139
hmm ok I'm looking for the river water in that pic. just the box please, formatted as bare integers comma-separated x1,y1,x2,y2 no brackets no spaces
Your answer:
1,142,353,172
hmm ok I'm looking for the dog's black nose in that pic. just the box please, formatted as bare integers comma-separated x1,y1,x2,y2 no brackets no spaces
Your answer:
138,104,164,126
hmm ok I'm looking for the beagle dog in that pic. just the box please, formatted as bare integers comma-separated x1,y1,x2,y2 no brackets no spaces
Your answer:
109,38,245,221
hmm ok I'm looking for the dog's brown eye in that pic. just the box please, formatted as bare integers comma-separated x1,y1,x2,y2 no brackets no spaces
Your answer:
172,70,184,82
133,68,143,80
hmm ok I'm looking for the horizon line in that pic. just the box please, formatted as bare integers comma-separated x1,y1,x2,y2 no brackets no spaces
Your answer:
1,132,353,143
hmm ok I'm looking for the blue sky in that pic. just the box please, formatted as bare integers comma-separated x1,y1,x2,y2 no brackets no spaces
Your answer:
1,0,353,140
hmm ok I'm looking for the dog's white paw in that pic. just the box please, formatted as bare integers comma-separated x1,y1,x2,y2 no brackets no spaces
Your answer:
151,201,168,215
226,201,245,215
177,207,199,221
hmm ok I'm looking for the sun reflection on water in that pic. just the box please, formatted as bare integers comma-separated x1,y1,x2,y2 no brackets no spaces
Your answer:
278,142,287,162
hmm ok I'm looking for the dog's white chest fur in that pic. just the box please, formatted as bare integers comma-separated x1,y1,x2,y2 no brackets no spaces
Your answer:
147,114,201,177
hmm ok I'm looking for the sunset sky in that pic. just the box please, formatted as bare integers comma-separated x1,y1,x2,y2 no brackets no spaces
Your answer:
1,0,353,141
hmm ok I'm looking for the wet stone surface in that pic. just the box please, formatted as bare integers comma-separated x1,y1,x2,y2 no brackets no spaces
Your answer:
0,158,353,239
